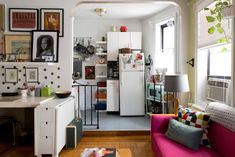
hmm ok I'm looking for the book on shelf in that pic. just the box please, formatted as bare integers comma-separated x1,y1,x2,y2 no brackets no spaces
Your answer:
80,148,117,157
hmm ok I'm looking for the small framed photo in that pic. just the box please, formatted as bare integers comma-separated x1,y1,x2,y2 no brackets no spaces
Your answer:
5,68,18,83
25,67,39,83
5,35,31,61
85,66,95,80
0,54,5,61
9,8,39,32
31,30,59,62
40,8,64,37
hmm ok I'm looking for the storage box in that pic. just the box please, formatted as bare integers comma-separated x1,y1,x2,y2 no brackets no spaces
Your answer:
66,118,83,149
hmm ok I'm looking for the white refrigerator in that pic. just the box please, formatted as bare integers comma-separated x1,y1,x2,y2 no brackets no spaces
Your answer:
119,52,145,116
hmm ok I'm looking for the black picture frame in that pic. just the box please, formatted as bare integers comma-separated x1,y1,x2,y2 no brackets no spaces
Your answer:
9,8,39,32
31,30,59,62
5,68,18,83
25,67,39,83
40,8,64,37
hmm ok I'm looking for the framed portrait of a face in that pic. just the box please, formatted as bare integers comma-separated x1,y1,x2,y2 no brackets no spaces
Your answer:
4,35,31,61
5,68,18,83
9,8,39,32
40,8,64,37
25,67,39,83
31,30,59,62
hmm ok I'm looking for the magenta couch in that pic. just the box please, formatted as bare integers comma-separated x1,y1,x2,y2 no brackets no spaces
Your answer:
151,115,235,157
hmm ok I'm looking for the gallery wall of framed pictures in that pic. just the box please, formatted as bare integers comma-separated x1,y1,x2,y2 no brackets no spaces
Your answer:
0,7,64,63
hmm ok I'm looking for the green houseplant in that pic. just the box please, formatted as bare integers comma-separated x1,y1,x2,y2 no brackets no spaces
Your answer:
204,0,232,44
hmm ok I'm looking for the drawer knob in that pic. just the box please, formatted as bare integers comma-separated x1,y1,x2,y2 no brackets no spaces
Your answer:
46,136,48,139
46,108,48,110
46,122,48,124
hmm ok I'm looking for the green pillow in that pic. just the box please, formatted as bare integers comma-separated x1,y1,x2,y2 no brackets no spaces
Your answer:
166,119,203,150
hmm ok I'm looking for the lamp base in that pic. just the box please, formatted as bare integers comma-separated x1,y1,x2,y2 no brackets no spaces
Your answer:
173,98,179,115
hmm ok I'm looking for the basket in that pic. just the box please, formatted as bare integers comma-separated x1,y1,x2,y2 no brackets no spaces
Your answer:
120,48,131,54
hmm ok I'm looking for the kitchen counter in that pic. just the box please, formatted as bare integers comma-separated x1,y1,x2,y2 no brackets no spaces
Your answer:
0,96,54,108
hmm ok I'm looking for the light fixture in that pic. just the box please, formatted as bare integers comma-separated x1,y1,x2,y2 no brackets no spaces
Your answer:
94,8,107,16
164,74,190,115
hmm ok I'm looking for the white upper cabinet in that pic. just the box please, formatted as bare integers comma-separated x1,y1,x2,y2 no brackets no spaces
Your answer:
130,32,142,49
107,32,142,61
107,32,119,61
118,32,130,48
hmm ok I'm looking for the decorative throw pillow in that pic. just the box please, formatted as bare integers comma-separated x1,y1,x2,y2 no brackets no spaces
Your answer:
178,108,211,148
166,119,203,150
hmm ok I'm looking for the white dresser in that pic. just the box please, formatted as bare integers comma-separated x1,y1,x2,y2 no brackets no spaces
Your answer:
34,97,75,157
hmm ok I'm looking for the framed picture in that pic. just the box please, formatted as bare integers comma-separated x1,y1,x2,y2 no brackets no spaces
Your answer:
31,30,59,62
0,4,5,31
25,67,39,83
5,68,18,83
9,8,39,31
4,35,31,61
85,66,95,80
0,54,5,61
40,8,64,37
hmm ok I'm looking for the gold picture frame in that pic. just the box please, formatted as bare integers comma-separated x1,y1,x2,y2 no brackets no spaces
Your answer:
0,4,5,31
4,35,31,61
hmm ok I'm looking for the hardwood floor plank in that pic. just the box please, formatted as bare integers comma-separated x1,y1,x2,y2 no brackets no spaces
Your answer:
0,131,153,157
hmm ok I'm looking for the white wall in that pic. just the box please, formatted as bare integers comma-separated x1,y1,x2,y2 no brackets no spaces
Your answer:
142,6,179,75
0,0,77,94
74,19,142,40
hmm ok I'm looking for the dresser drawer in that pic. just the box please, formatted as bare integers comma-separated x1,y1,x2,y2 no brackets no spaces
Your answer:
40,122,54,136
39,108,54,122
39,136,53,154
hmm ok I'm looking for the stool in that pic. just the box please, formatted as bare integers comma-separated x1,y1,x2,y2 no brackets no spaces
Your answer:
0,116,16,145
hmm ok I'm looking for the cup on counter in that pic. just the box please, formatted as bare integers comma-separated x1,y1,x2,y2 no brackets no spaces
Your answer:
35,87,41,97
20,89,28,97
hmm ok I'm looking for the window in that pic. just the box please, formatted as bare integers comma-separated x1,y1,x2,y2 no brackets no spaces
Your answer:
196,1,232,106
155,18,175,74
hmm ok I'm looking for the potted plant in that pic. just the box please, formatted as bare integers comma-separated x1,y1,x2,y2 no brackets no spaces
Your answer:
204,0,232,45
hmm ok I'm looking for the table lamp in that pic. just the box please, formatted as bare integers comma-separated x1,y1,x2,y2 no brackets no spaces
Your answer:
164,74,190,115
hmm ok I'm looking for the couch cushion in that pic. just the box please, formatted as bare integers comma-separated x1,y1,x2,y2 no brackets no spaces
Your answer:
165,119,203,150
152,133,219,157
178,108,211,147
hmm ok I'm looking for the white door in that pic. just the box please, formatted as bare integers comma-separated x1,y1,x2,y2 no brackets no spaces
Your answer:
107,80,119,111
120,71,145,116
107,32,119,61
118,32,130,48
130,32,142,49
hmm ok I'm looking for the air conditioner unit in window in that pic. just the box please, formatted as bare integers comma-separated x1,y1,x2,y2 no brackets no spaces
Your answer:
206,78,231,104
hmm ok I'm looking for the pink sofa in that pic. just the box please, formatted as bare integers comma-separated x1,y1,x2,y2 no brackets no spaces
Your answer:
151,115,235,157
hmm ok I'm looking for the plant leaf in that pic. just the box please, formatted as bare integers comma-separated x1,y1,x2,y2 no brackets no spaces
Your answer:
206,16,215,22
217,37,229,43
217,27,224,33
221,47,228,53
216,13,222,22
210,9,216,15
204,7,209,11
208,26,215,34
223,2,229,6
215,23,221,28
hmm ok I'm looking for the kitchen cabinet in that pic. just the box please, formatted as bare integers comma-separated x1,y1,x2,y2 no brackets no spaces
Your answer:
34,97,75,157
107,80,119,112
107,32,119,61
107,32,142,61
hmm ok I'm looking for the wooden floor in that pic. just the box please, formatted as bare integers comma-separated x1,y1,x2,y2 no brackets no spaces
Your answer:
0,131,153,157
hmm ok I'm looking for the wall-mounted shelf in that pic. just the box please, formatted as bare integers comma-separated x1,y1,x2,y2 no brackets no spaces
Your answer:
96,52,107,56
96,75,107,79
95,64,107,67
96,41,107,44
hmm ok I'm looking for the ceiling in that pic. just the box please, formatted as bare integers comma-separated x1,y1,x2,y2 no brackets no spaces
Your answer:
73,3,174,20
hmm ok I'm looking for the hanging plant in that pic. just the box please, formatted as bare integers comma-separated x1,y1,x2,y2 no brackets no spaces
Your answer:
204,0,231,44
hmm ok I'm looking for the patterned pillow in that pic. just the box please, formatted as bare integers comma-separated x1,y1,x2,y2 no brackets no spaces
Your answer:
178,108,211,148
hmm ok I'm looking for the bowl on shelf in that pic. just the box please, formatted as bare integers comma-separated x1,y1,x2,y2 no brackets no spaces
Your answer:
55,91,71,98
